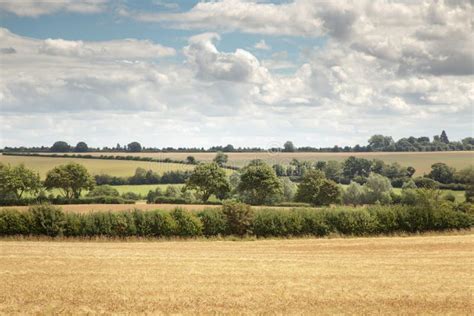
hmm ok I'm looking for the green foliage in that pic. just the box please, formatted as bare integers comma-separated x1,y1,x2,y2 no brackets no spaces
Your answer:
213,151,228,167
127,142,142,152
222,201,254,236
283,141,296,152
44,162,95,199
343,156,372,179
0,163,42,199
414,177,440,189
185,163,230,202
428,163,456,184
170,208,202,237
50,141,70,152
238,160,283,205
87,185,119,197
29,204,65,237
198,208,227,236
295,170,341,206
363,173,393,204
342,182,364,205
253,209,303,237
74,142,88,152
281,177,297,202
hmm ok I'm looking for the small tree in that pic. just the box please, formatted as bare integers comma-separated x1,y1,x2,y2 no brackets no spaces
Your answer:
50,141,70,152
363,173,392,204
440,130,449,144
213,151,228,167
428,163,455,184
127,142,142,152
0,163,41,199
295,169,340,206
184,163,230,202
283,141,296,152
222,201,254,236
342,181,364,206
237,160,282,205
75,141,88,152
186,156,196,164
44,163,95,199
87,185,119,197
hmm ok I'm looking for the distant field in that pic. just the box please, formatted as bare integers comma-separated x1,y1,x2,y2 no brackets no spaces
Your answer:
0,155,195,178
111,184,183,195
1,235,472,314
42,151,474,175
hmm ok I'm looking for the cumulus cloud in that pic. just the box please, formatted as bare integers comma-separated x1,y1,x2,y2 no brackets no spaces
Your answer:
1,0,473,147
0,0,108,17
254,40,271,50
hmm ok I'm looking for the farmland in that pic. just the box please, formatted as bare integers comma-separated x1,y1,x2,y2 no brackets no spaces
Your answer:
0,234,472,314
0,155,194,178
32,150,474,176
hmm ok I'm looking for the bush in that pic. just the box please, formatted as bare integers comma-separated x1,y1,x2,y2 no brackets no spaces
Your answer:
171,208,202,237
253,209,303,237
222,201,254,236
0,208,32,235
29,205,65,237
198,208,227,236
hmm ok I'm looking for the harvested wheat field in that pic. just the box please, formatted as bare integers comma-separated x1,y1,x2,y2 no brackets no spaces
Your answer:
1,235,473,314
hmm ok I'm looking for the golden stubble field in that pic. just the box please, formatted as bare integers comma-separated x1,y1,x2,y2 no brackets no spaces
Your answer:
29,150,474,175
0,234,473,314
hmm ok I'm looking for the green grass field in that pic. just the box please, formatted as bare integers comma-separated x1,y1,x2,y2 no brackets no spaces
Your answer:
46,151,474,176
111,184,183,195
0,155,195,178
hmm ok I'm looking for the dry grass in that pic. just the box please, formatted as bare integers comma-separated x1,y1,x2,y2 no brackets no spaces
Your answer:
0,235,473,314
34,150,474,175
0,155,194,178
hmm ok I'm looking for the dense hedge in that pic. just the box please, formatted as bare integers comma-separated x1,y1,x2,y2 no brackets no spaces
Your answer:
1,202,471,238
0,196,134,206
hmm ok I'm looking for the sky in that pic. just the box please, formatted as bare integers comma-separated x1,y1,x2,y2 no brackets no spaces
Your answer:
0,0,473,149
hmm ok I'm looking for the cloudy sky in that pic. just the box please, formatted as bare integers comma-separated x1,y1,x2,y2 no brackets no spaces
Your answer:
0,0,472,149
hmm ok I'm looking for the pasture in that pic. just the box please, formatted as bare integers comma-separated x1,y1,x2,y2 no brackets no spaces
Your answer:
0,155,195,178
0,234,472,314
46,151,474,175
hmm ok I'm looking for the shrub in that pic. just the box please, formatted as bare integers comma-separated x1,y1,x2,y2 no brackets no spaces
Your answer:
198,208,227,236
29,205,65,237
297,209,331,236
87,185,119,197
147,210,177,237
222,201,254,236
171,208,202,237
0,208,32,235
253,209,303,237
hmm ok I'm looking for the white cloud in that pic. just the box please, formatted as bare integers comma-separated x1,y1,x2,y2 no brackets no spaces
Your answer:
254,40,270,50
1,0,473,147
0,0,108,17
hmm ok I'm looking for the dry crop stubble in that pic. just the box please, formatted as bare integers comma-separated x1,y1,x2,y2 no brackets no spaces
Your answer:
0,234,473,314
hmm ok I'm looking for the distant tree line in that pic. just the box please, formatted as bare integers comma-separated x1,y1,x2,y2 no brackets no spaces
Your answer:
95,168,192,186
3,131,473,153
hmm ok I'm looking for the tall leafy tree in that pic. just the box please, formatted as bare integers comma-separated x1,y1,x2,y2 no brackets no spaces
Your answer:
50,141,70,152
127,142,142,152
295,169,341,206
44,163,95,199
0,163,41,199
184,163,230,202
237,160,282,205
440,130,449,144
74,141,88,152
283,141,296,152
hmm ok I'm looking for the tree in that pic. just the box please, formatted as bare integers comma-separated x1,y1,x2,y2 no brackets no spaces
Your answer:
283,141,296,152
0,163,41,199
223,144,235,152
127,142,142,152
342,156,372,179
237,160,282,205
295,169,340,206
213,151,228,167
186,156,196,164
368,135,394,151
44,163,95,199
323,160,342,182
281,177,297,202
440,130,449,144
342,182,364,206
428,163,455,184
363,173,392,204
74,141,88,152
184,163,230,202
50,141,70,152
